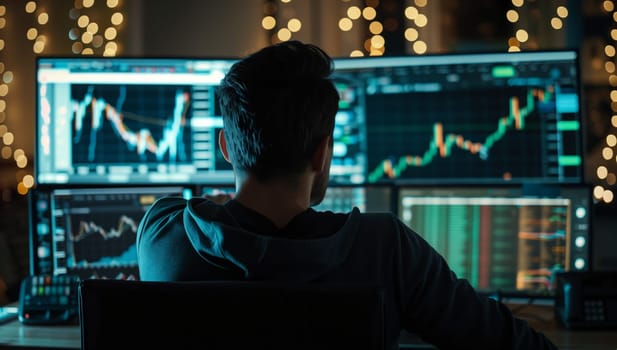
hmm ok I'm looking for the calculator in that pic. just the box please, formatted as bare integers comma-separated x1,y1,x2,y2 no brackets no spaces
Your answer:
18,274,80,325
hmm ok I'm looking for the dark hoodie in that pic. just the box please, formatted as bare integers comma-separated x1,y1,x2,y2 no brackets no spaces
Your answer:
136,196,558,350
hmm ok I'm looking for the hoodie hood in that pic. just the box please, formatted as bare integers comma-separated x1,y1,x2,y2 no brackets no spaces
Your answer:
182,198,361,282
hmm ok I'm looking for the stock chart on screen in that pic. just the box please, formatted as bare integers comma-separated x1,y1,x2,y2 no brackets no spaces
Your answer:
397,184,591,294
332,50,583,185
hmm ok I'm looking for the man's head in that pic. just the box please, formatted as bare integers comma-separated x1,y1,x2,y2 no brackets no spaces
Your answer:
217,41,340,193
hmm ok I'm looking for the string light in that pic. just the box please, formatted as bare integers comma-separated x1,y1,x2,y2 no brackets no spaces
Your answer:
261,0,303,44
404,0,429,55
0,1,126,196
597,0,617,204
69,0,125,56
337,1,385,57
507,1,568,51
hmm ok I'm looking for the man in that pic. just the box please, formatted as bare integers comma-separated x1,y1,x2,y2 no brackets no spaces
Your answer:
136,40,557,349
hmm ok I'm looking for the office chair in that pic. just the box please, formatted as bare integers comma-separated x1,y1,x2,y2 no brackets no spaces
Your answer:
78,279,385,350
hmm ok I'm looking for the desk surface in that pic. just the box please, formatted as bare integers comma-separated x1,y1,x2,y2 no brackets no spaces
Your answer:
0,305,615,349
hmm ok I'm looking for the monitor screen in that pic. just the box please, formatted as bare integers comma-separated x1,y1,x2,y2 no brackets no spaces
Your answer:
35,57,238,185
331,50,583,185
397,184,591,295
28,186,191,279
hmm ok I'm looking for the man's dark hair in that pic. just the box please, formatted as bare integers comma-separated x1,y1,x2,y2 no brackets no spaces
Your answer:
217,40,340,181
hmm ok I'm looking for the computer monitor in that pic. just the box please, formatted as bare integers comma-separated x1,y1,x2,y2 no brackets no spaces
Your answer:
35,57,238,185
28,186,191,279
397,184,591,295
332,50,584,185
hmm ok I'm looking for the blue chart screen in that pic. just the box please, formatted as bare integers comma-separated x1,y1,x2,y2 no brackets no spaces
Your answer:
36,57,236,185
30,187,189,279
333,51,583,185
71,85,194,165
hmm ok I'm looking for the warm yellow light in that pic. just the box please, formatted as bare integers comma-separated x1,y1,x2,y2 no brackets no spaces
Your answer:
0,100,5,112
0,84,8,96
0,125,6,135
277,28,291,41
104,27,117,40
610,75,617,86
613,115,617,127
611,90,617,101
83,0,95,8
105,41,118,51
603,147,614,160
82,48,94,55
597,165,608,179
0,18,5,29
363,7,377,20
603,189,614,203
515,29,528,42
405,6,418,20
107,0,119,8
405,28,419,41
370,35,385,49
593,182,602,200
604,0,615,12
288,18,301,32
415,14,428,27
369,21,383,35
607,134,617,147
262,16,276,30
413,40,427,54
81,32,93,44
25,1,36,13
23,174,34,188
415,0,427,7
508,37,520,47
27,28,38,40
13,148,24,160
33,41,44,53
506,10,519,23
605,45,616,57
38,12,49,25
508,46,521,52
556,6,568,18
347,6,361,20
614,12,617,22
78,15,90,28
0,40,4,51
16,155,27,168
349,50,364,57
111,12,124,26
338,17,353,31
0,6,5,16
3,131,13,145
87,22,99,34
512,0,524,7
551,17,563,30
606,61,616,73
16,182,28,195
0,145,10,159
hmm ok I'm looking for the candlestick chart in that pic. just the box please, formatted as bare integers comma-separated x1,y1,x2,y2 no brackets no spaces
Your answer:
366,86,560,183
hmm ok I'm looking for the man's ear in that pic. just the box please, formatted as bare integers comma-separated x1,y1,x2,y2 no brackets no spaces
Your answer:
311,136,331,172
218,129,231,163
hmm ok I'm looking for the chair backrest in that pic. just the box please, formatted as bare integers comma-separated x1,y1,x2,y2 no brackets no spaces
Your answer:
78,279,385,350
